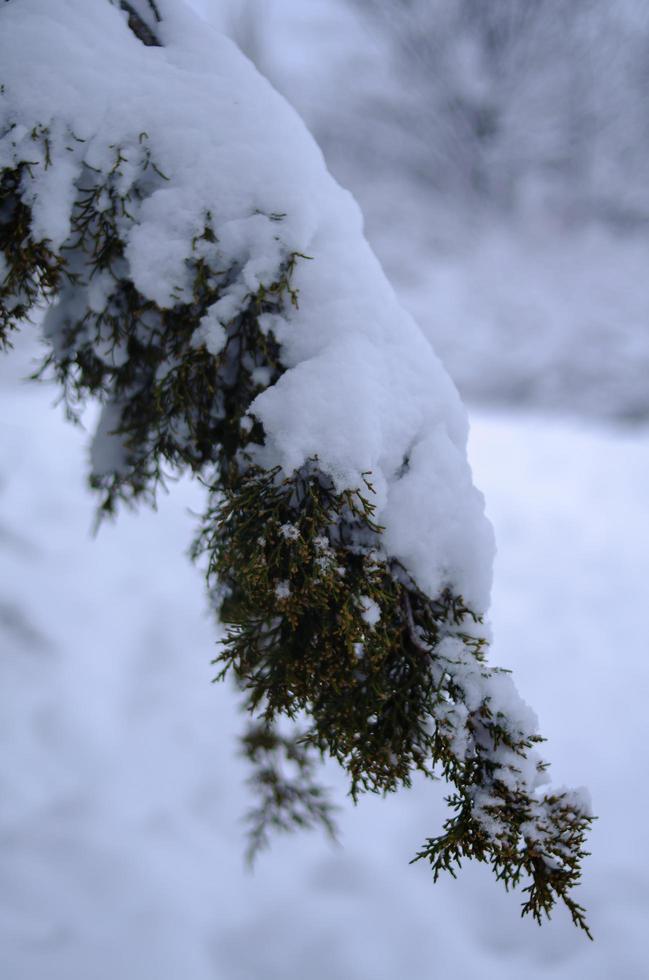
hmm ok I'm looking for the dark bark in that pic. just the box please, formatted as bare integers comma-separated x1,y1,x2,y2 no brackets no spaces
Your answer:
119,0,161,47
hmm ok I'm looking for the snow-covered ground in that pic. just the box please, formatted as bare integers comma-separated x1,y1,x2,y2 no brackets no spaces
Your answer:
2,336,647,979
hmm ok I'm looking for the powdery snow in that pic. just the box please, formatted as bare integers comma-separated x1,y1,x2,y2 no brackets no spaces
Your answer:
359,595,381,627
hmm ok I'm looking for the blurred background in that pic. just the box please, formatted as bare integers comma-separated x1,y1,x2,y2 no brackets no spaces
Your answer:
2,1,649,977
208,0,649,422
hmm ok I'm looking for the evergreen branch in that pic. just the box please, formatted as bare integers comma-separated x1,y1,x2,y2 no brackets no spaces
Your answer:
0,11,594,934
412,789,594,938
241,722,338,863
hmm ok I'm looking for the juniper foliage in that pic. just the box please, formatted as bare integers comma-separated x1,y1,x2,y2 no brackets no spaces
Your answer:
0,0,593,937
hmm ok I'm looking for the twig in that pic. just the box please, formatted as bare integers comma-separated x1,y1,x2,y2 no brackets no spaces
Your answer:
119,1,161,46
402,589,432,655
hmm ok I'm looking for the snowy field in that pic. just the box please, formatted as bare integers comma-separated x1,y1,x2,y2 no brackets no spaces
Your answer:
2,337,647,979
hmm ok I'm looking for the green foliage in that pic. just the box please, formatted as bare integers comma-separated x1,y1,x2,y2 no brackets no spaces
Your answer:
0,123,293,508
412,787,593,938
0,161,63,348
196,463,473,796
240,721,338,863
193,461,593,935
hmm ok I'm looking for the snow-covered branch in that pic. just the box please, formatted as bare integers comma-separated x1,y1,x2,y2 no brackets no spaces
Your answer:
0,0,592,933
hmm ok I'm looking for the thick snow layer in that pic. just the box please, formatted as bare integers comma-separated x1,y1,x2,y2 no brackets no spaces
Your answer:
0,0,492,611
1,349,647,978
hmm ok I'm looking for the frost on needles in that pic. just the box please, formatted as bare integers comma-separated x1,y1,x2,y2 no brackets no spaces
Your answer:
0,0,593,935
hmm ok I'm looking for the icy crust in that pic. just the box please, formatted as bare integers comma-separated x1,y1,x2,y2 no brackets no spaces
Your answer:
0,0,490,611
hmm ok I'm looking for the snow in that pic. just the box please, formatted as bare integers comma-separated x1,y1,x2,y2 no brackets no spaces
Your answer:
274,581,291,600
381,425,493,609
1,342,648,977
359,595,381,627
90,400,130,478
279,523,300,541
192,309,228,358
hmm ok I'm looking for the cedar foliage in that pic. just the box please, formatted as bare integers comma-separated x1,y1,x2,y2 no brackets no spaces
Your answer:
0,0,593,936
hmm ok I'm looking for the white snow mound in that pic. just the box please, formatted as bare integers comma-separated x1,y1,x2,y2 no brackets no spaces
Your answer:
0,0,493,609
